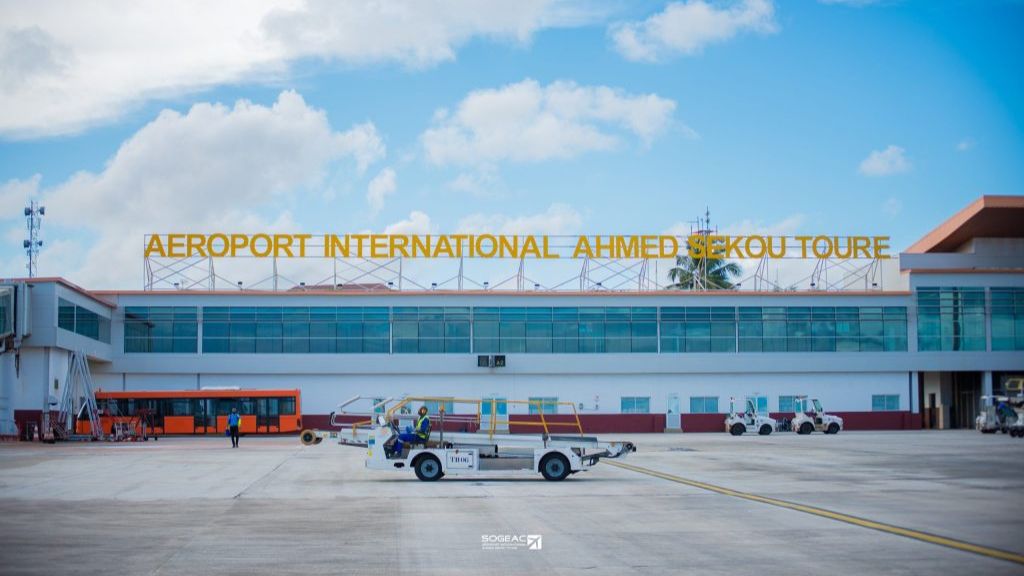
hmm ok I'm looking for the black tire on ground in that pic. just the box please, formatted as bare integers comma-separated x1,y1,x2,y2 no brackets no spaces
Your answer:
299,429,317,446
759,424,772,436
1001,428,1009,434
799,422,814,435
729,423,745,436
826,423,840,435
540,453,571,481
414,455,444,481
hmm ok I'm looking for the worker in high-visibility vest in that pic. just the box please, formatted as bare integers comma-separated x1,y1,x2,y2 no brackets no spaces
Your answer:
391,406,431,458
228,407,242,448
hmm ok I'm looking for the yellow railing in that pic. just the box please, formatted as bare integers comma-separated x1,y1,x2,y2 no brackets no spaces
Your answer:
383,396,585,439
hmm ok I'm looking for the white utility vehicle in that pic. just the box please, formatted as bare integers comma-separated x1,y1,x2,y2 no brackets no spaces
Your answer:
977,384,1024,437
724,397,776,436
300,396,636,481
976,395,1018,434
792,396,843,435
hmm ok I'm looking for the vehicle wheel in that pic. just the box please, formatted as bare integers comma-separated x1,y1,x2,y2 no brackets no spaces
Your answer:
299,429,317,446
730,423,745,436
759,424,772,436
826,423,840,435
799,422,814,435
1001,428,1009,434
414,455,444,481
540,453,571,481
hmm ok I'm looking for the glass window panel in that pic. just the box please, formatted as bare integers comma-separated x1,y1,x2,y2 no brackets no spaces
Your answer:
528,397,558,414
779,395,796,412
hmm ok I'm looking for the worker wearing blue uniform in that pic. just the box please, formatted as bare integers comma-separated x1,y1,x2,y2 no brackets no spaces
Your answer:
228,407,242,448
392,406,431,457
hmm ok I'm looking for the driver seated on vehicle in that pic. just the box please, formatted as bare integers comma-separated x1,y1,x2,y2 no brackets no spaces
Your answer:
389,406,431,458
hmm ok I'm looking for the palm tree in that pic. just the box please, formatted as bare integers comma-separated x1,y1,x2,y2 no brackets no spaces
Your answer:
668,254,742,290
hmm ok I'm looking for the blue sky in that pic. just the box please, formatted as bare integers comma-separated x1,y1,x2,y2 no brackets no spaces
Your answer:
0,0,1021,288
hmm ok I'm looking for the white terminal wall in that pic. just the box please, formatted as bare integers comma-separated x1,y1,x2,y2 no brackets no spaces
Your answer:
90,369,911,415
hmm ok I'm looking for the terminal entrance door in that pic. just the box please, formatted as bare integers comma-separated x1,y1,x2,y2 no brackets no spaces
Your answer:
950,372,981,429
666,393,681,431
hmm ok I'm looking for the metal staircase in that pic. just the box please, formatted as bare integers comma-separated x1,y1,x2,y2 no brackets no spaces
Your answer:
53,351,103,441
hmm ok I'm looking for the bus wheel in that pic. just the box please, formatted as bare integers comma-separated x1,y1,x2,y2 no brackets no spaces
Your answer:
300,430,317,446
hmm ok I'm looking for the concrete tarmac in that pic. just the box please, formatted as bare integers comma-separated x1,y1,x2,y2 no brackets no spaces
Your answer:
1,430,1022,575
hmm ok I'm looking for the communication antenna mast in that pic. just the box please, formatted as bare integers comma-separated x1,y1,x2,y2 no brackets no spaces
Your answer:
23,200,45,278
689,207,716,291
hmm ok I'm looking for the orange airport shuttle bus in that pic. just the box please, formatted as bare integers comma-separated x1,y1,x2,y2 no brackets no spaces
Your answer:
77,389,301,437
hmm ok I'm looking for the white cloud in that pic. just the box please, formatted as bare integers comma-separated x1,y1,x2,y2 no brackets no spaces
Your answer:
456,203,583,235
366,167,397,216
0,173,41,217
447,165,501,197
28,90,382,287
0,0,584,138
858,145,910,176
956,138,975,152
882,197,902,217
422,78,677,166
263,0,574,68
384,211,434,235
610,0,777,62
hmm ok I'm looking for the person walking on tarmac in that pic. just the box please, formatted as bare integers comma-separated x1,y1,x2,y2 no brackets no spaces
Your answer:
391,406,431,458
228,407,242,448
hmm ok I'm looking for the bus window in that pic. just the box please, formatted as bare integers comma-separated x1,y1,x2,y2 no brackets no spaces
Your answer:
267,398,279,417
168,399,191,416
241,398,255,415
279,397,296,415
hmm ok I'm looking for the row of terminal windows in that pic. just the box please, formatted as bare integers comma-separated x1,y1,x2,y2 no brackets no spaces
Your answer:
58,298,111,343
662,306,908,353
528,395,903,414
123,305,914,354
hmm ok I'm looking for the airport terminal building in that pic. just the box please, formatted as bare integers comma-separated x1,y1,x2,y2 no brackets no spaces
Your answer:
2,196,1023,435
